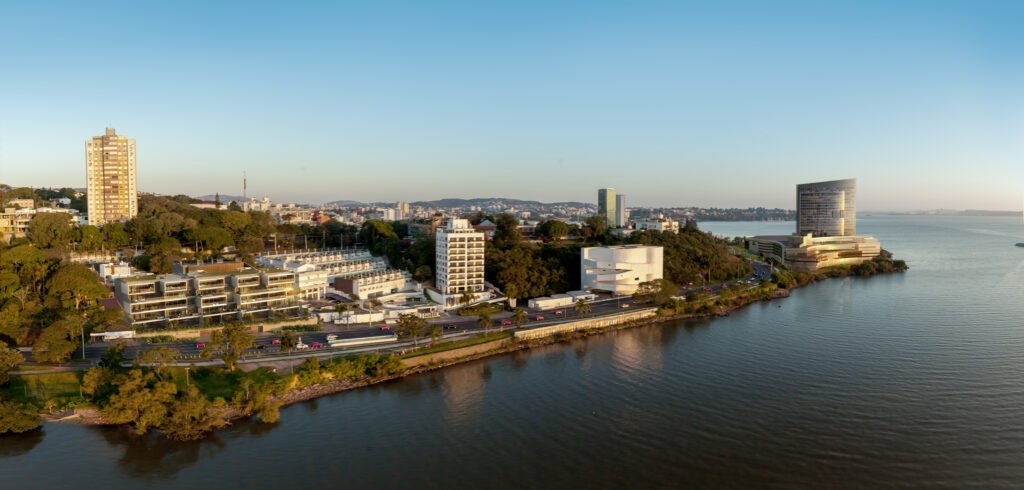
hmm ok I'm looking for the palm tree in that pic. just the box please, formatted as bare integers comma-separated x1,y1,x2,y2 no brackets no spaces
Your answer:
575,299,590,317
478,313,492,334
511,308,527,329
460,290,475,309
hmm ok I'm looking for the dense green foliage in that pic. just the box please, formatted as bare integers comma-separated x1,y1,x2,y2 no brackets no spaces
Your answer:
0,399,41,434
202,324,255,371
486,218,750,300
0,244,111,347
0,342,23,385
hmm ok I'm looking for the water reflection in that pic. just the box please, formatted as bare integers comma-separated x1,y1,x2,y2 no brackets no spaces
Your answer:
440,363,488,428
0,429,44,457
610,327,666,381
99,426,225,479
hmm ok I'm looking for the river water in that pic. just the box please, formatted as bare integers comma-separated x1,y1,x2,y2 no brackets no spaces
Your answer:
3,215,1024,489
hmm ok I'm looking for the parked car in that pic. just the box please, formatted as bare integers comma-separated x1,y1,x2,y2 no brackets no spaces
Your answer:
620,303,630,308
554,310,564,316
444,324,457,330
326,334,338,341
195,343,205,349
271,339,281,345
311,342,323,349
501,320,512,326
534,315,544,321
379,325,391,331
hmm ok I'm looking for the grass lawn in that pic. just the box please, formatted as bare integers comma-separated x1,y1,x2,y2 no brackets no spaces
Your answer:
167,366,282,401
1,371,84,405
402,331,512,359
457,303,504,317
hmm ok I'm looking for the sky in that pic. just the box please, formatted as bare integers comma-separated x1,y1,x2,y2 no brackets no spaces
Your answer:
0,0,1021,211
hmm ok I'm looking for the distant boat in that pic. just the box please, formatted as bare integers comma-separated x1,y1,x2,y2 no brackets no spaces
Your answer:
1017,243,1024,248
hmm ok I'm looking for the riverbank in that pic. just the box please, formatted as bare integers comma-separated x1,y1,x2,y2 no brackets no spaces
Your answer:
27,261,903,436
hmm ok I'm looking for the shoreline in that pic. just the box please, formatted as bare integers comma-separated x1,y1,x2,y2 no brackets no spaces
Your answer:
45,287,796,430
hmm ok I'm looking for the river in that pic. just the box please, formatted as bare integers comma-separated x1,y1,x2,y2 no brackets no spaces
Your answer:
2,215,1024,488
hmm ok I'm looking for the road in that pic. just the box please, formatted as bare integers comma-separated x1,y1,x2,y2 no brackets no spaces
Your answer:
40,260,776,366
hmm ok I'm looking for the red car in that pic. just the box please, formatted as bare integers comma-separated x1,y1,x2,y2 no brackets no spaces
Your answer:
501,320,511,326
379,325,391,331
271,339,281,345
534,315,544,321
195,343,205,349
311,342,323,349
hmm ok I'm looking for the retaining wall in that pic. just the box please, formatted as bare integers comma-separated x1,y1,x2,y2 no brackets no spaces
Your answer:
513,308,658,341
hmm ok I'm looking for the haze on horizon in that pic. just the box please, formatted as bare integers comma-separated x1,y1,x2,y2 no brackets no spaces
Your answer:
0,1,1021,211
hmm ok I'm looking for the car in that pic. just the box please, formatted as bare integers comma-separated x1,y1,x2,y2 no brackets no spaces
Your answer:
554,310,564,316
444,324,457,330
311,342,323,349
379,325,391,331
501,320,512,326
534,315,544,321
620,303,630,308
271,339,281,345
721,284,728,289
326,334,338,341
195,343,205,349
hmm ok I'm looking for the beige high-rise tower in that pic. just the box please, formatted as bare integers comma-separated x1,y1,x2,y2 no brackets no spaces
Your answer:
85,128,138,226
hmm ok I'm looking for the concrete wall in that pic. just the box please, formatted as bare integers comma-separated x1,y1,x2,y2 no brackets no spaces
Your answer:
513,308,657,341
132,316,320,340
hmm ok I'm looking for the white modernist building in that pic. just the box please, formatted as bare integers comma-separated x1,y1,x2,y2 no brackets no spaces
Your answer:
635,217,680,234
581,245,664,295
435,218,486,306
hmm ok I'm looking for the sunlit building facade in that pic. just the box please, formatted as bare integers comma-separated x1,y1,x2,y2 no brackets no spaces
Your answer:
85,128,138,226
796,178,856,237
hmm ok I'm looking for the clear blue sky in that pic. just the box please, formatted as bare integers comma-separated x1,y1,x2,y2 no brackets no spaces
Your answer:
1,0,1021,210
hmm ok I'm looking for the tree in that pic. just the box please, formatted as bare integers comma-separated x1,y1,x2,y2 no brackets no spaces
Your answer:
492,213,521,249
75,225,104,251
0,342,22,385
413,265,432,282
460,290,475,308
32,319,80,363
0,400,41,434
103,369,178,435
194,226,234,256
535,220,570,242
160,385,228,441
574,299,590,317
135,346,180,381
102,222,130,248
582,215,608,241
203,324,254,371
27,212,73,249
280,332,297,351
478,313,492,334
511,308,527,329
396,314,427,347
429,325,442,347
46,263,109,312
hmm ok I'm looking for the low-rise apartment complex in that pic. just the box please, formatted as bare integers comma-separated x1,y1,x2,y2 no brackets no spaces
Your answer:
113,262,308,328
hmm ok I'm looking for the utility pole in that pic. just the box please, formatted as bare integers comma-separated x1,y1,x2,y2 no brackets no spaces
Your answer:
81,324,86,361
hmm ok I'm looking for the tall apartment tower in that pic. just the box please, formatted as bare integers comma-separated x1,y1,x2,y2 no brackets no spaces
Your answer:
615,194,627,228
435,218,485,304
597,188,616,226
85,128,138,226
795,178,857,237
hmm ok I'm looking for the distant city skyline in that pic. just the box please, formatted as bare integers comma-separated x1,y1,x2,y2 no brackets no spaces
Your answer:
1,1,1021,211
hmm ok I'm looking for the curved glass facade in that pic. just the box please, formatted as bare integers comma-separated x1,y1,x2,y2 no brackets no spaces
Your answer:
796,179,856,237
